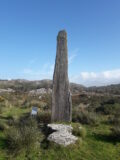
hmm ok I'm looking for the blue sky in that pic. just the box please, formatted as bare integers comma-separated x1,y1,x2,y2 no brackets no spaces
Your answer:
0,0,120,86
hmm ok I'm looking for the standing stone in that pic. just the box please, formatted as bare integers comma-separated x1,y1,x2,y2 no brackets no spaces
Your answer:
51,30,72,122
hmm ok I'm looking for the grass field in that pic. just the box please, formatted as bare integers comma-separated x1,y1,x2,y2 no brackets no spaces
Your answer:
0,106,120,160
40,124,120,160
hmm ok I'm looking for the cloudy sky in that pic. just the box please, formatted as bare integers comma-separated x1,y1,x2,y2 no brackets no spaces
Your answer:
0,0,120,86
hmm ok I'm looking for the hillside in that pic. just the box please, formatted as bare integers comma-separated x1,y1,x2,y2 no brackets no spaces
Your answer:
0,79,85,93
87,84,120,95
0,79,120,95
0,79,120,159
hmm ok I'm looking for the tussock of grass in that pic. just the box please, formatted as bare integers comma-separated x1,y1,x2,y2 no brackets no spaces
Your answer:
72,123,86,138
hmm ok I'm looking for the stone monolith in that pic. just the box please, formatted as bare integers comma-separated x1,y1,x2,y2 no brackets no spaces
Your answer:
51,30,72,122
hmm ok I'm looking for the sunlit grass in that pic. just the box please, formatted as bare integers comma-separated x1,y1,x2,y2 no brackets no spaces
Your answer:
1,106,30,118
0,106,120,160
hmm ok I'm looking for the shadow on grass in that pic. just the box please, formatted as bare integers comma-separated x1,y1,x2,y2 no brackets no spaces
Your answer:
0,135,6,149
93,132,120,145
39,124,55,149
0,115,13,120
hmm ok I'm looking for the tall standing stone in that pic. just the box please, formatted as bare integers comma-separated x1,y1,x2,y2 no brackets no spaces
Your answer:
51,30,72,122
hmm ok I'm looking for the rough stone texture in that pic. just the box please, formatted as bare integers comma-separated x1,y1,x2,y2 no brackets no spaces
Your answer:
51,30,72,122
47,124,78,146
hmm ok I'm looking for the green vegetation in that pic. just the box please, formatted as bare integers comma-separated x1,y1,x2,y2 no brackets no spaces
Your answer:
111,109,120,139
72,108,99,125
0,96,5,102
72,123,86,138
6,117,42,159
0,91,120,159
39,124,120,160
37,110,51,124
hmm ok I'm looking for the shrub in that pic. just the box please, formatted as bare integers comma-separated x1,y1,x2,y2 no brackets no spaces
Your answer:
37,111,51,124
0,96,5,102
111,126,120,138
0,101,6,114
30,100,42,108
111,111,120,125
72,123,86,138
72,108,98,125
111,110,120,138
96,103,120,115
42,94,52,110
0,121,8,131
5,117,42,155
0,106,3,114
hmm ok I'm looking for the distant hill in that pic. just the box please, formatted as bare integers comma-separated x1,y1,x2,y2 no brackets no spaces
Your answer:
0,79,52,92
0,79,85,93
0,79,120,95
87,84,120,95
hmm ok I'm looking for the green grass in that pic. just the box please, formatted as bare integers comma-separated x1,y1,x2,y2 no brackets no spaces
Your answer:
0,107,120,160
0,132,6,160
0,107,31,159
1,107,30,118
39,123,120,160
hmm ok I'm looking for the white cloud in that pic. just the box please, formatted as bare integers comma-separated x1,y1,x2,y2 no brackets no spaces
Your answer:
70,69,120,87
80,72,97,80
22,51,120,87
22,63,54,80
68,48,79,64
23,66,120,87
102,69,120,79
69,54,77,64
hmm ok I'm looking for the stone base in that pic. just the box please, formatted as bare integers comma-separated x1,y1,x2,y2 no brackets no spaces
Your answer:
47,124,78,146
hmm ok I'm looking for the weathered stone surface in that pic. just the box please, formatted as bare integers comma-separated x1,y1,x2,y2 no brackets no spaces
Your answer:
47,124,78,146
48,124,72,132
51,30,72,122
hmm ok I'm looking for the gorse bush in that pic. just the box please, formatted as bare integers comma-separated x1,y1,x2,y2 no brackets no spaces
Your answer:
72,108,98,125
6,117,42,155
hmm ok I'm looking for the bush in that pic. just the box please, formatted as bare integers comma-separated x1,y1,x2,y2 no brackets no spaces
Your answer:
0,96,5,102
0,106,3,114
0,101,6,114
111,126,120,138
37,111,51,124
5,117,42,155
0,121,8,131
72,123,86,138
111,110,120,138
96,103,120,115
72,108,98,125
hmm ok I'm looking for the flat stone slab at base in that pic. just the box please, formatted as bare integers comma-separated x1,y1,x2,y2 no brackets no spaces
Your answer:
47,124,78,146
